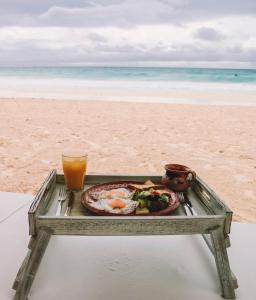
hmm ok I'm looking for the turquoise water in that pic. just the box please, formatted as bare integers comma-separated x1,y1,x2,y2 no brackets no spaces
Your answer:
0,66,256,84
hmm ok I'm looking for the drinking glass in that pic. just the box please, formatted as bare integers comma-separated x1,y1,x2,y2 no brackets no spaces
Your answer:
62,152,87,190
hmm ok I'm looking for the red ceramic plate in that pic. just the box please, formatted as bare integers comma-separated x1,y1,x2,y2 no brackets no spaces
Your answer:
81,181,180,216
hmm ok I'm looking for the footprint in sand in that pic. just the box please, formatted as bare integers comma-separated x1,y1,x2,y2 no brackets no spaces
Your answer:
234,174,250,183
138,162,157,173
86,141,100,150
239,154,254,160
0,169,14,178
203,164,213,170
41,160,51,165
243,190,256,200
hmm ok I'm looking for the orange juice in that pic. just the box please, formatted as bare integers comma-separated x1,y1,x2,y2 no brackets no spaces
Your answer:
62,156,87,190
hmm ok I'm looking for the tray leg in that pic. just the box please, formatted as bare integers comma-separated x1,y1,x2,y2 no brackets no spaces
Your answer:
202,234,238,290
13,227,52,300
13,236,38,291
210,228,236,299
13,251,32,291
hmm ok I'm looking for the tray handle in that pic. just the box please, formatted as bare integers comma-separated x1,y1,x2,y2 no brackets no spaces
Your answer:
192,176,233,234
29,170,56,235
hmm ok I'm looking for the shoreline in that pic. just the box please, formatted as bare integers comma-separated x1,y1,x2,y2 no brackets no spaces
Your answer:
1,86,256,107
0,75,256,106
2,95,256,110
0,98,255,223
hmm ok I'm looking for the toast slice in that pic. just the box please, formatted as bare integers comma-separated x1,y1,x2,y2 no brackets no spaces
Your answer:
128,180,164,191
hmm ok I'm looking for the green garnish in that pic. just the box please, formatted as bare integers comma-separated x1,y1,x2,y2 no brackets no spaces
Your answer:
132,188,169,212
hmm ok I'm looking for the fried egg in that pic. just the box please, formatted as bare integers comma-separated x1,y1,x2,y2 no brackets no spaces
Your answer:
89,198,138,214
91,188,132,200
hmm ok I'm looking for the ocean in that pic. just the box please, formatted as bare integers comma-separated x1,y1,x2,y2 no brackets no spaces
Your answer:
1,66,256,83
0,66,255,105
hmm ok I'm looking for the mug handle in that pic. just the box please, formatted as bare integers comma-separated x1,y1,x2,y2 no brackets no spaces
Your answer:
187,170,196,182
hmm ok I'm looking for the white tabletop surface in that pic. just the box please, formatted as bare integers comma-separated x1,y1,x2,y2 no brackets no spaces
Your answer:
0,192,255,300
0,192,32,223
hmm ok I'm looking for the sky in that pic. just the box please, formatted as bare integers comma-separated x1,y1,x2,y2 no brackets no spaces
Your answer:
0,0,256,68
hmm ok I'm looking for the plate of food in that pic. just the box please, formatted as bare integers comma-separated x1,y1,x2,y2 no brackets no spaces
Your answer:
81,180,180,216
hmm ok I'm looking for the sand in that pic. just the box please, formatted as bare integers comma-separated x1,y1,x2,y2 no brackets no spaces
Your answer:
0,98,255,222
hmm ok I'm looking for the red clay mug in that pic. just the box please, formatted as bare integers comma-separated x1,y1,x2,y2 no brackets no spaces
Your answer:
162,164,196,192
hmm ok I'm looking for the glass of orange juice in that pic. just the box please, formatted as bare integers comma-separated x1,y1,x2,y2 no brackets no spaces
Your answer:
62,152,87,190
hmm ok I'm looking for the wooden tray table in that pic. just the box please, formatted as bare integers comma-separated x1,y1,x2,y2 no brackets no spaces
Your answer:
13,170,238,299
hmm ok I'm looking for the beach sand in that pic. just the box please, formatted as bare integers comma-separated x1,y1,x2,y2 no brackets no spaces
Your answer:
0,98,255,222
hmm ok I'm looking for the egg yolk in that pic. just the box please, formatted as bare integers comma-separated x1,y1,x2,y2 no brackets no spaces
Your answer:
107,190,126,198
110,199,126,209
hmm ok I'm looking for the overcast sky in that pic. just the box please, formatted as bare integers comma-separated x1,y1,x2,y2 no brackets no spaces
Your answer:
0,0,256,68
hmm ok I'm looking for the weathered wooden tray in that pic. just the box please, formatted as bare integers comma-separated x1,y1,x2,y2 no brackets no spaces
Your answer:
28,170,233,236
13,170,238,300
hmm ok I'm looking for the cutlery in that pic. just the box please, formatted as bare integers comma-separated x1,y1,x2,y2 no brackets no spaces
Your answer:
64,191,74,217
177,192,192,215
56,186,66,216
184,192,197,215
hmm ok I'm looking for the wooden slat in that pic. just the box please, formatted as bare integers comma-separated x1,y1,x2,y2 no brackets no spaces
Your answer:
36,215,224,236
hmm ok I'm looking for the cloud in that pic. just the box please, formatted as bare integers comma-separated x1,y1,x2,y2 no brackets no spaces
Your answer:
0,1,256,67
37,1,173,28
195,27,226,41
87,33,108,43
0,29,255,67
1,0,256,27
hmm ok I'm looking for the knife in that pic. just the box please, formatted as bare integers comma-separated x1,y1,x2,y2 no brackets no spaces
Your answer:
184,192,197,215
64,191,74,217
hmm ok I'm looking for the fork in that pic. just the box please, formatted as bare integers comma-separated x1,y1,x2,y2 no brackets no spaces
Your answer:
56,186,66,216
177,192,196,216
